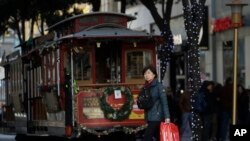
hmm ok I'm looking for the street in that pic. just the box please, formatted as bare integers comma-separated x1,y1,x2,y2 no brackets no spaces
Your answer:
0,134,69,141
0,133,141,141
0,134,15,141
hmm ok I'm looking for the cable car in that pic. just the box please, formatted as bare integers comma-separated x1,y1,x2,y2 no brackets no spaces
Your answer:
1,12,162,138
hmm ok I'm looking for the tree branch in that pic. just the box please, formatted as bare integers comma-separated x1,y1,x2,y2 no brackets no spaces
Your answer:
164,0,173,22
121,0,126,13
162,0,165,18
199,0,206,5
140,0,163,31
190,0,197,5
13,16,23,43
21,20,25,42
30,17,35,38
90,0,100,12
182,0,189,7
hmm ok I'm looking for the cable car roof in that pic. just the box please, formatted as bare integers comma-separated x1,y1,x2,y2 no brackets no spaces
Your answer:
47,12,136,31
58,23,161,41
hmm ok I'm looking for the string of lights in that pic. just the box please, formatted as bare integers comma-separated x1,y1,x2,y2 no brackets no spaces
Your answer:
183,2,205,141
158,19,174,81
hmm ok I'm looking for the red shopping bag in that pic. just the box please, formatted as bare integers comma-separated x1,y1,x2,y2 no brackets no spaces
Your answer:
160,122,180,141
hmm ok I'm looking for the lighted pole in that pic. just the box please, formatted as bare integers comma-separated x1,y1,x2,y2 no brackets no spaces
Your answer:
226,0,248,125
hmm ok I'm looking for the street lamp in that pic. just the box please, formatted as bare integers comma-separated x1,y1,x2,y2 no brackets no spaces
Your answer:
226,0,248,125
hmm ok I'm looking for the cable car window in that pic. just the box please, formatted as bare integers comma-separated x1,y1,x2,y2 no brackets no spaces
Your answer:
0,79,5,102
95,43,121,83
73,49,91,81
126,50,151,79
78,17,99,30
10,61,24,113
103,15,123,24
79,16,99,23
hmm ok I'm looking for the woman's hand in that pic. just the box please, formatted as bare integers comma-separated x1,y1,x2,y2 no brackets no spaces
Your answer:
165,118,170,123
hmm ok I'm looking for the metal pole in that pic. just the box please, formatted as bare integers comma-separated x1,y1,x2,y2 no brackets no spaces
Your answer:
57,49,60,97
70,48,74,127
226,0,248,126
232,27,238,125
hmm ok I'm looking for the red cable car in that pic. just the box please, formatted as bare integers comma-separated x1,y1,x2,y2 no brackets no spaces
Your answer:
1,12,163,138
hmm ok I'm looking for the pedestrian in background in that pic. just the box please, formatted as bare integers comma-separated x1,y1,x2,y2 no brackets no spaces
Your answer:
140,65,170,141
0,104,2,122
247,90,250,124
179,90,192,141
213,83,223,140
237,84,249,124
201,81,217,141
166,86,181,126
218,77,233,141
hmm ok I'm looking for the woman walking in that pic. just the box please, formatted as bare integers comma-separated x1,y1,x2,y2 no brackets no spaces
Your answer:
139,65,170,141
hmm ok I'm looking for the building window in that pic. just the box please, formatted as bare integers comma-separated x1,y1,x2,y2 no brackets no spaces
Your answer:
223,39,245,85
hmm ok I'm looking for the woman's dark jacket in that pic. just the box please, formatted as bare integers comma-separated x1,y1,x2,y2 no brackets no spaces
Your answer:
143,79,170,121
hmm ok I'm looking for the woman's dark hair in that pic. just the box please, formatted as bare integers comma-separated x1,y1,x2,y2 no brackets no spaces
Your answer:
142,65,158,78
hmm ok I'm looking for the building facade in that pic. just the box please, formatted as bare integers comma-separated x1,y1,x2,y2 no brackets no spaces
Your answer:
212,0,250,88
126,0,250,90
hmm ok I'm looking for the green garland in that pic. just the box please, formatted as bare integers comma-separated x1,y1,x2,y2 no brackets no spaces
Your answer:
78,124,147,137
100,86,134,121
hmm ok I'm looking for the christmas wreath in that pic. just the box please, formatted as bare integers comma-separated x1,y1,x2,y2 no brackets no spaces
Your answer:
100,86,134,121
